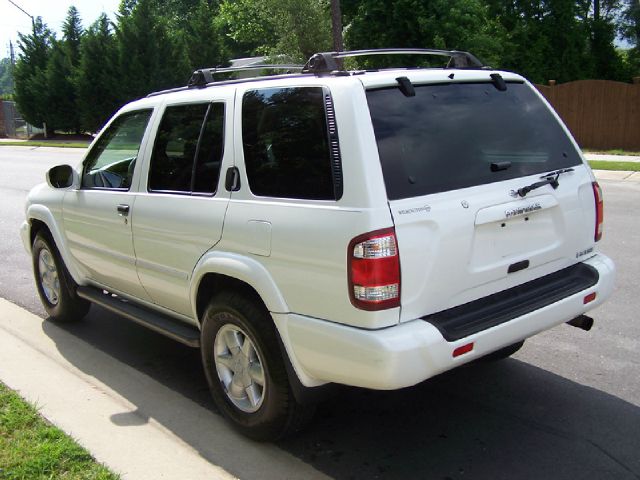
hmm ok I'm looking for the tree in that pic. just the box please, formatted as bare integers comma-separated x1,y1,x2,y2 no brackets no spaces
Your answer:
41,6,86,133
13,17,54,128
0,58,14,96
345,0,505,68
43,40,78,132
620,0,640,75
62,6,84,68
115,0,188,102
76,14,121,132
218,0,279,57
180,0,228,70
219,0,331,61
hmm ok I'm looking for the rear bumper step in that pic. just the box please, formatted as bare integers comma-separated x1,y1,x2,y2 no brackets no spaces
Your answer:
77,286,201,347
421,263,599,341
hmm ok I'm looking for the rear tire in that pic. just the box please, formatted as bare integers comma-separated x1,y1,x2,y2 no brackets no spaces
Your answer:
200,291,314,441
32,232,90,322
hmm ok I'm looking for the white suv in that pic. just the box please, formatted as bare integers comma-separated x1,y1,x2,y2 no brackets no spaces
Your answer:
22,49,615,440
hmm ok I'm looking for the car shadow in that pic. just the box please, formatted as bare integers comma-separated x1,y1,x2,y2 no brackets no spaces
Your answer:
43,306,640,480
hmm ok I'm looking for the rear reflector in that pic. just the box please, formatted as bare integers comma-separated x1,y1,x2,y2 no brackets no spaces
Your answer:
584,292,597,304
453,342,474,357
348,228,400,310
592,182,603,242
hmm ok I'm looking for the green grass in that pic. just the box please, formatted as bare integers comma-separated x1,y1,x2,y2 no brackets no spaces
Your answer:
0,382,119,480
584,149,640,157
588,160,640,171
0,141,88,148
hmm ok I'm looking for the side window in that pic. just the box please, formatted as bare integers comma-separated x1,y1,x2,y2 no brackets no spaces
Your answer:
82,110,152,189
242,87,337,200
148,102,225,195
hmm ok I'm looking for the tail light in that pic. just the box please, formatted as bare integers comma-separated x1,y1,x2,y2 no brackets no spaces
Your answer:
592,182,603,242
348,228,400,310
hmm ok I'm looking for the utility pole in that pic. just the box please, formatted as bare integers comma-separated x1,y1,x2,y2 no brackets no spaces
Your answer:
9,40,15,94
330,0,344,53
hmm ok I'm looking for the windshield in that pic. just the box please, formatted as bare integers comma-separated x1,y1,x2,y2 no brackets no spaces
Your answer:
366,82,581,200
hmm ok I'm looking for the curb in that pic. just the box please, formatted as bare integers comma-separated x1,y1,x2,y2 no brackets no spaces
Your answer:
593,170,640,182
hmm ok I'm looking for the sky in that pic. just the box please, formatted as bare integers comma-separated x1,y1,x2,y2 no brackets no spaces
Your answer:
1,0,121,60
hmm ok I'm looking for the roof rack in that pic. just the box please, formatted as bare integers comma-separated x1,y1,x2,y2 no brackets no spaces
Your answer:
302,48,484,74
149,48,486,97
188,64,304,88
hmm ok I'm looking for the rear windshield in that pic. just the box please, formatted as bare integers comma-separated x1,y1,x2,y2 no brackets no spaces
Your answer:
366,82,581,200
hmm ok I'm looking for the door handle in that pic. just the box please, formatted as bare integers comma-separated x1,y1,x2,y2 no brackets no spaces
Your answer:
225,167,241,192
116,204,130,216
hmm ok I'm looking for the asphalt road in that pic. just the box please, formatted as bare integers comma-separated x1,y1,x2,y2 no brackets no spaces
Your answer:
1,146,639,480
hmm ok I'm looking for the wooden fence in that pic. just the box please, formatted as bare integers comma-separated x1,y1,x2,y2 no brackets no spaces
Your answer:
535,79,640,151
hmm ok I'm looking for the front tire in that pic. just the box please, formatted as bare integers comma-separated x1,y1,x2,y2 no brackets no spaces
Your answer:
32,232,90,322
200,291,314,441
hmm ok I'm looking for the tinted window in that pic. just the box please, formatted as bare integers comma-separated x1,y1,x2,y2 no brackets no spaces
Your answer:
82,110,152,189
366,82,581,200
242,87,335,200
194,103,225,194
149,103,224,194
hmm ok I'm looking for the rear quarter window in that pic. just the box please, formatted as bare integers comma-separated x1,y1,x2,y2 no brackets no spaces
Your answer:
366,82,581,200
241,86,340,200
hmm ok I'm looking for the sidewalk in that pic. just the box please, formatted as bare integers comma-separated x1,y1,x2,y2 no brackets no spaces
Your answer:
584,153,640,163
0,298,329,480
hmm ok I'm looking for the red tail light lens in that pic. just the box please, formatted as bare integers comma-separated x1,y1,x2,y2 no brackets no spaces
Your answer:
348,228,400,310
593,182,603,242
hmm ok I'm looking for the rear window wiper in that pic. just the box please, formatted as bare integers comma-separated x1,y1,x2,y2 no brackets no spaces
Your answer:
515,167,574,198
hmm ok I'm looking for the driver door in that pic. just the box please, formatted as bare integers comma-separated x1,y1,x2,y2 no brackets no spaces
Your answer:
63,108,154,300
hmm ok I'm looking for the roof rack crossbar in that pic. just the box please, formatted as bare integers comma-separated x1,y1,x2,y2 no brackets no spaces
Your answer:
188,64,304,88
302,48,484,74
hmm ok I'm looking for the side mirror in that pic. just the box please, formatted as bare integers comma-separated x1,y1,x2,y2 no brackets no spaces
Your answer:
46,165,77,189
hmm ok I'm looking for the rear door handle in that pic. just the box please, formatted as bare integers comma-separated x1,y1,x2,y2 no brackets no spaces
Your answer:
116,204,130,216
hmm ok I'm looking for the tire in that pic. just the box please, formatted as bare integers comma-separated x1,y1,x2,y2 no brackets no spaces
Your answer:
32,232,90,322
481,340,525,361
200,290,314,441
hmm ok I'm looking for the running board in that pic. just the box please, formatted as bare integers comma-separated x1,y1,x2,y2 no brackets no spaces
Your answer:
77,286,201,348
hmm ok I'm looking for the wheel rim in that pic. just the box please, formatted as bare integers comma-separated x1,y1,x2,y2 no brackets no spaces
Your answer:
213,321,266,413
38,248,60,306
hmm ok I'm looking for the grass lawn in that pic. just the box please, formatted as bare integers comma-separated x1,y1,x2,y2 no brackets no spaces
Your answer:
588,160,640,172
0,382,119,480
584,149,640,157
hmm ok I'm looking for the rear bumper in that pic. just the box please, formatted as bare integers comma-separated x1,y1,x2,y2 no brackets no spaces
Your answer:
275,254,615,390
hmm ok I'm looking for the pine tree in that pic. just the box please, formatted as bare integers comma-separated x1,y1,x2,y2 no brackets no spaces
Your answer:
44,6,85,133
62,6,83,68
13,18,53,128
182,0,227,70
115,0,188,101
44,41,77,132
77,14,121,132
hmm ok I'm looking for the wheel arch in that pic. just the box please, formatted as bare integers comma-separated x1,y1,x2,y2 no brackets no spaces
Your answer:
25,205,85,285
191,252,289,323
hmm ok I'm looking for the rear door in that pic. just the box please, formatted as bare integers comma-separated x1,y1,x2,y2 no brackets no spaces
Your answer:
131,95,232,317
365,80,598,322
